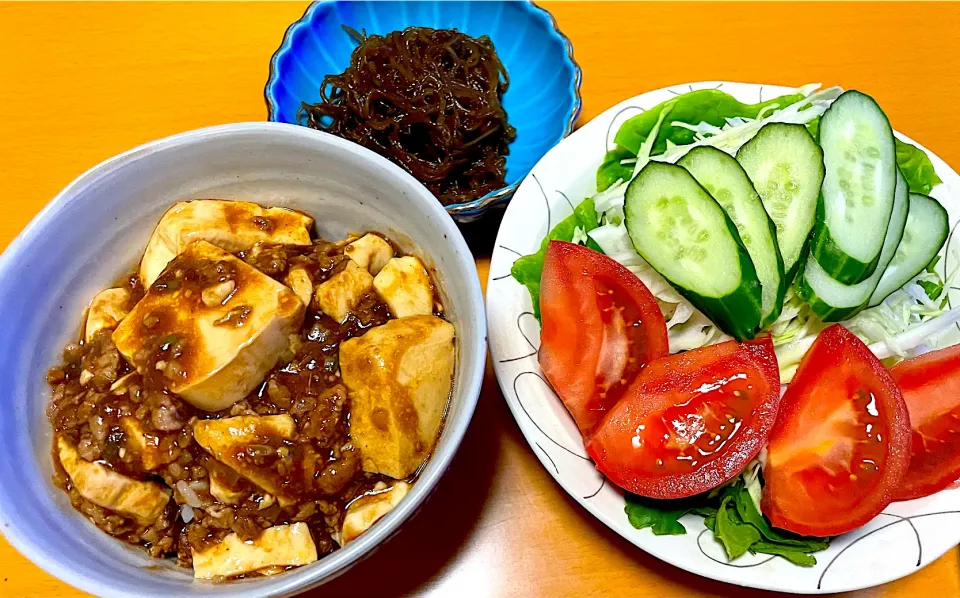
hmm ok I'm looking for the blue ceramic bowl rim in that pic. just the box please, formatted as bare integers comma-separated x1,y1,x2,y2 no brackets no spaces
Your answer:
264,0,583,219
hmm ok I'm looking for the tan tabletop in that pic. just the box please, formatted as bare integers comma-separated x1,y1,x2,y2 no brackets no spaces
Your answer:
1,2,960,596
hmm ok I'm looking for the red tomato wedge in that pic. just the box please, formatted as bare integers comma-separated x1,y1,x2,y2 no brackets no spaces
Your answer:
890,344,960,500
539,241,669,435
585,336,781,499
762,325,910,537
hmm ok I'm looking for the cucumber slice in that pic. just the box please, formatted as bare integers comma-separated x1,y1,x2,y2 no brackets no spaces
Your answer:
868,192,949,307
736,123,824,285
678,146,785,327
796,170,909,321
624,162,763,340
811,90,897,284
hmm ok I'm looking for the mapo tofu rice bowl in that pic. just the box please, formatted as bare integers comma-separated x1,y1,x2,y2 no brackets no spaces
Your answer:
51,199,454,579
0,125,483,591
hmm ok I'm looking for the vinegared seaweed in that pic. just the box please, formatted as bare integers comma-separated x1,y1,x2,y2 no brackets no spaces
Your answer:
299,27,516,206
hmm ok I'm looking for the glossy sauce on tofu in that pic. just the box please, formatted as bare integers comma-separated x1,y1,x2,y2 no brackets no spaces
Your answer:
45,200,455,580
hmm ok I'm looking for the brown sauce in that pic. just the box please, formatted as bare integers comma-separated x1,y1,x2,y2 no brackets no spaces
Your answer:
47,232,445,572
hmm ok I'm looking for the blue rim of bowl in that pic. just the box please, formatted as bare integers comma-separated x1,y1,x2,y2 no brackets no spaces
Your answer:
264,0,583,219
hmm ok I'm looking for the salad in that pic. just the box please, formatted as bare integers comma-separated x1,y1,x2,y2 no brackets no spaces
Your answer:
512,84,960,567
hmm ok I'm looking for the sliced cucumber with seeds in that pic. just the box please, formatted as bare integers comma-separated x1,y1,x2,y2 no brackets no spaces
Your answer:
624,162,763,340
868,192,949,307
678,146,785,327
796,169,909,321
736,123,824,285
810,90,897,284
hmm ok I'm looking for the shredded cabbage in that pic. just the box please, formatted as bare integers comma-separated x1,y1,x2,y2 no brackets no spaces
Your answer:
587,222,729,353
742,456,764,514
588,223,683,303
707,455,764,512
770,289,825,346
593,181,627,224
653,86,842,163
571,226,589,246
669,310,731,353
632,101,678,177
774,267,958,382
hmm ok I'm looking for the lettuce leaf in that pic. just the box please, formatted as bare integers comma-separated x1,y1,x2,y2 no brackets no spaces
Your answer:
624,494,718,536
596,146,635,195
625,479,829,567
614,89,806,155
896,138,943,194
624,496,693,536
509,198,600,320
751,542,818,567
714,496,762,559
727,484,828,552
598,89,805,191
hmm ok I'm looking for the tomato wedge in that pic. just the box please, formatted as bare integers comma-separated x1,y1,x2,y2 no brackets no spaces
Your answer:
539,241,669,435
890,344,960,500
762,325,910,536
585,336,781,499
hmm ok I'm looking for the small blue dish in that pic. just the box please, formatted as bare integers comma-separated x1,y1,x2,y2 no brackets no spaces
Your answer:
265,1,582,222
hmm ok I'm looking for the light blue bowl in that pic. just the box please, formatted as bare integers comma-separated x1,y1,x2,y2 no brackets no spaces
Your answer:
265,0,582,222
0,123,487,596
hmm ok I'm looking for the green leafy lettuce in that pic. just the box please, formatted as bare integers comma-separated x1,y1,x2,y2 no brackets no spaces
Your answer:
624,494,717,536
614,90,806,156
918,255,945,300
509,198,600,320
597,89,806,191
596,146,636,195
896,138,943,194
625,481,829,566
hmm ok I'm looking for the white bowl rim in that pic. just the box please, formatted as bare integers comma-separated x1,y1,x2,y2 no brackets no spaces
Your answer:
0,121,487,598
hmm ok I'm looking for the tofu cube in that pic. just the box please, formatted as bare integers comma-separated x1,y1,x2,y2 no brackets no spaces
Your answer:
313,260,374,323
193,415,296,503
284,265,313,307
139,200,313,287
85,288,132,342
192,522,317,580
339,315,455,478
57,437,171,525
372,256,435,318
113,241,305,411
120,416,173,471
345,234,394,275
209,475,246,505
341,482,410,545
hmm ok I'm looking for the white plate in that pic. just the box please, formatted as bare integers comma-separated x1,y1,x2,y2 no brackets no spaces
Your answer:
486,81,960,593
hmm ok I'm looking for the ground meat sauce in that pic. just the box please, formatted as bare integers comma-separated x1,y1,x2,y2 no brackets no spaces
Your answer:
47,232,439,575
